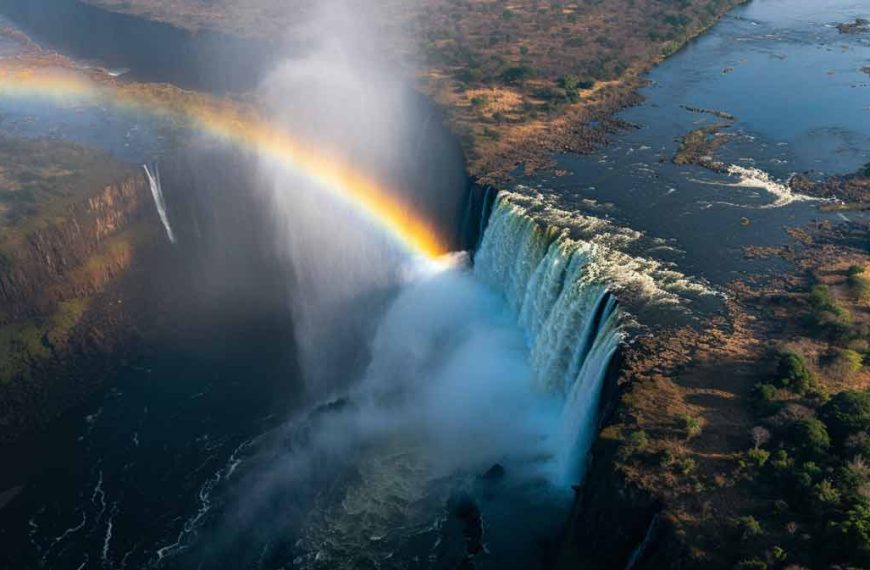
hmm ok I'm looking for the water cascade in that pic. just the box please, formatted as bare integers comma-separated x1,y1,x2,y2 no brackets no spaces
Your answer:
474,193,622,483
143,163,177,243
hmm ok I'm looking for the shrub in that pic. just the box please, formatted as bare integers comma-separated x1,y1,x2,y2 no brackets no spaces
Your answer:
628,430,649,450
841,457,870,502
835,503,870,565
847,265,866,277
816,479,841,505
678,413,703,439
499,65,534,84
775,351,816,395
736,560,767,570
675,457,697,475
770,546,787,562
819,390,870,445
752,383,779,414
846,431,870,460
770,449,793,471
738,515,763,539
810,284,838,310
808,284,852,336
830,348,863,378
747,448,770,467
848,274,870,301
788,418,831,459
795,461,823,488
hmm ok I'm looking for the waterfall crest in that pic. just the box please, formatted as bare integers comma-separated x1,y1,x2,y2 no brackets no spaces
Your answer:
143,163,177,244
474,194,622,483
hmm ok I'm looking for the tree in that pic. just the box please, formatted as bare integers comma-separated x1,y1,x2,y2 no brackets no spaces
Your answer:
775,351,815,394
789,417,830,459
820,391,870,445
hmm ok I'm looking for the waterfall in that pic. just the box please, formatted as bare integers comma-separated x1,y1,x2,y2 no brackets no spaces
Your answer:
474,194,622,484
143,164,177,244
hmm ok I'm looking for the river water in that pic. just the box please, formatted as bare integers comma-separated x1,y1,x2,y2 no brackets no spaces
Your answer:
0,0,868,568
523,0,869,286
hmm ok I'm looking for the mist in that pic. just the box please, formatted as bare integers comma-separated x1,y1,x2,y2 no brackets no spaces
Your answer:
175,1,570,563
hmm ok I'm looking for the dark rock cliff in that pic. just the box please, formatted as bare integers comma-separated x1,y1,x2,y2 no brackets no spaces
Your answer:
0,168,161,442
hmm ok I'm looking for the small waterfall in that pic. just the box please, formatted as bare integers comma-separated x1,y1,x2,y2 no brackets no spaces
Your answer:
474,194,622,483
143,163,177,244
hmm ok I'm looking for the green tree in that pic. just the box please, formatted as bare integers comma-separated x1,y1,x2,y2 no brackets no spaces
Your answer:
775,351,815,394
820,390,870,445
789,418,831,459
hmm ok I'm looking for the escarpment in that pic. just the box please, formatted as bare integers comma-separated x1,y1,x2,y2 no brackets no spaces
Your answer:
0,140,162,442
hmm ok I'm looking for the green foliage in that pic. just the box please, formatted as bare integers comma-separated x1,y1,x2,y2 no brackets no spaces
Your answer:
849,274,870,301
816,479,841,505
788,418,831,459
678,413,703,439
770,546,787,562
738,515,763,539
470,95,488,107
736,559,767,570
746,448,770,467
847,265,866,277
808,284,852,337
499,65,534,84
819,390,870,445
752,383,779,414
675,457,696,475
835,503,870,566
770,449,793,472
775,351,816,395
628,430,649,450
795,461,823,488
831,348,864,378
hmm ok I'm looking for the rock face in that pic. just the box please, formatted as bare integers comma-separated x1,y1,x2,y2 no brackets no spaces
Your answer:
0,167,158,442
0,175,149,320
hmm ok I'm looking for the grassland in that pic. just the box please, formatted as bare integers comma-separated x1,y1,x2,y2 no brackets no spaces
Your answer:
84,0,745,180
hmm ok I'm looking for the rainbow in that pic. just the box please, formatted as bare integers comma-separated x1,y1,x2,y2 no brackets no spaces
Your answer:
0,66,449,260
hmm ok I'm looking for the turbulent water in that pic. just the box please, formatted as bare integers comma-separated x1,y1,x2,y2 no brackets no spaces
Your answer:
112,193,629,569
474,195,623,482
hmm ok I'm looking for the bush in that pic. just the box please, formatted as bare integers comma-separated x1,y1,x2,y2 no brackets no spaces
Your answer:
736,560,767,570
752,383,779,414
770,546,787,562
788,418,831,459
747,448,770,467
678,413,703,439
847,265,866,277
846,432,870,460
830,348,863,378
816,479,841,505
738,515,763,539
775,351,816,395
808,284,852,336
628,430,649,450
835,503,870,565
770,449,793,471
848,274,870,301
499,65,534,84
819,390,870,445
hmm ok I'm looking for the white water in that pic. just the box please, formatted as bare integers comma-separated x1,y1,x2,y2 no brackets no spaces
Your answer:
143,164,177,244
474,194,623,482
725,164,818,208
